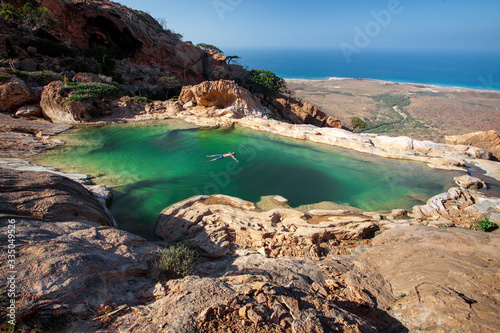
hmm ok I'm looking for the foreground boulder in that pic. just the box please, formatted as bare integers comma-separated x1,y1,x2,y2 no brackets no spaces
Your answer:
446,130,500,160
0,76,34,112
0,168,115,225
360,225,500,332
155,195,380,258
0,168,159,331
40,81,111,123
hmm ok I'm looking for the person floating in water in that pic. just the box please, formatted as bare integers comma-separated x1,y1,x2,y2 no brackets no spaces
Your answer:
207,152,239,162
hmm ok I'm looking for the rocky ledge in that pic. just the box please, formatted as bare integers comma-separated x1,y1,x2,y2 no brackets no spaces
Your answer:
1,167,499,332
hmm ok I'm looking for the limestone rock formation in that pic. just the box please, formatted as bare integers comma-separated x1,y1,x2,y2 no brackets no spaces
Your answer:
14,105,43,119
360,225,500,332
0,76,34,112
178,80,264,116
0,168,115,225
155,194,380,259
40,81,109,123
0,112,71,157
446,130,500,160
270,95,346,128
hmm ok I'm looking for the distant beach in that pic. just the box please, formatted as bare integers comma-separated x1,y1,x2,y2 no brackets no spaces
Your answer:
225,48,500,91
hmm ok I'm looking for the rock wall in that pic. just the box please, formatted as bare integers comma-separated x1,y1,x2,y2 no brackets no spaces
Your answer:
37,0,228,84
446,130,500,160
177,79,346,128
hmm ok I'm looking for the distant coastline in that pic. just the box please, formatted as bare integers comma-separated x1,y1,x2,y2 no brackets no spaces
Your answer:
285,76,500,93
226,48,500,92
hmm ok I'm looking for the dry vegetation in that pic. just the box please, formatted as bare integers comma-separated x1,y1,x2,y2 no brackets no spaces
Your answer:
287,79,500,142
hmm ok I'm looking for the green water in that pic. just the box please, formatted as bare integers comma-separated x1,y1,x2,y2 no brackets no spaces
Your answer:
34,120,461,238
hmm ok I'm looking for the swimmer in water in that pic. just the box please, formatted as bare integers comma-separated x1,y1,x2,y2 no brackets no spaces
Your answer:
207,152,239,162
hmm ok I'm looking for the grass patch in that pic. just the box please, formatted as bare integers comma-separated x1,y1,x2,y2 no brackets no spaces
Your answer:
61,83,122,102
410,91,448,98
371,93,411,109
13,69,63,86
472,218,498,232
156,239,198,279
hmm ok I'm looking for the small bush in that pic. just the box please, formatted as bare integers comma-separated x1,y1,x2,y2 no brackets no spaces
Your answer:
61,83,122,102
0,74,9,82
156,240,197,279
248,69,290,94
396,293,406,300
472,218,498,232
351,116,367,129
196,43,223,54
14,70,63,86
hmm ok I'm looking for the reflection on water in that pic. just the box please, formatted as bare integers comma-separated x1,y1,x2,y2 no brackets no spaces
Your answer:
32,121,463,238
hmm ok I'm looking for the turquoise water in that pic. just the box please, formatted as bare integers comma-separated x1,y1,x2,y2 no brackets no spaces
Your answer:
38,121,461,238
225,48,500,91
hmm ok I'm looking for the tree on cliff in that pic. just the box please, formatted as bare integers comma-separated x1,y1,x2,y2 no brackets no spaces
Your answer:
248,69,291,95
226,55,241,65
196,43,224,55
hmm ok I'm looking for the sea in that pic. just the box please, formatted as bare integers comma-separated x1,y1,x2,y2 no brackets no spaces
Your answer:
223,48,500,91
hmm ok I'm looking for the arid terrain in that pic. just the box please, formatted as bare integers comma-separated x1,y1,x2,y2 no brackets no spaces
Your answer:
287,78,500,142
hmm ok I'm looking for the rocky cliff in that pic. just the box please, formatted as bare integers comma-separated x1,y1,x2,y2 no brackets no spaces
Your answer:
1,167,499,332
0,0,347,128
2,0,229,85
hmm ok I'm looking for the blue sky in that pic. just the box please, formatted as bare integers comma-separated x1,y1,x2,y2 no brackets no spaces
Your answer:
116,0,500,51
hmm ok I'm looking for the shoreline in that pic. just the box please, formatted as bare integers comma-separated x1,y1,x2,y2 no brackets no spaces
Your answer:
285,76,500,93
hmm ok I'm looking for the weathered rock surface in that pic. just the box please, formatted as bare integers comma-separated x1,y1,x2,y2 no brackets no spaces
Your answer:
237,117,492,170
0,76,34,112
446,130,500,160
360,225,500,332
37,0,228,84
155,195,381,259
0,167,160,330
178,80,265,116
40,81,110,123
270,94,346,129
14,105,43,119
0,168,115,225
0,112,71,157
1,166,499,332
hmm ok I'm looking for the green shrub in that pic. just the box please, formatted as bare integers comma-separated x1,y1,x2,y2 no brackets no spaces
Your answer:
156,240,197,279
196,43,223,54
61,83,122,102
0,3,19,20
473,218,498,232
0,74,9,82
396,293,406,300
1,2,51,29
14,70,63,86
350,116,367,129
248,69,290,94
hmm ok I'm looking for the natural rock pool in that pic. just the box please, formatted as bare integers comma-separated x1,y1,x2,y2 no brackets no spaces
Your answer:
33,120,462,238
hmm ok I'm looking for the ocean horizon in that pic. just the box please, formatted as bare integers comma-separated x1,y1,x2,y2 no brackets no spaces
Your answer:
224,47,500,91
